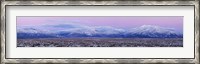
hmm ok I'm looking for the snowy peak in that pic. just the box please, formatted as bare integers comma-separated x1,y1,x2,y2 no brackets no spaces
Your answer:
94,26,125,35
127,25,182,38
17,24,183,38
130,25,176,33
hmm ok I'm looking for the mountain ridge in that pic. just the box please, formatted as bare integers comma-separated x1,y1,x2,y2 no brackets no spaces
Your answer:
17,24,183,39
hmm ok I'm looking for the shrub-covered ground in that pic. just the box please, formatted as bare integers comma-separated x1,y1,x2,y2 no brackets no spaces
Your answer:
17,38,183,47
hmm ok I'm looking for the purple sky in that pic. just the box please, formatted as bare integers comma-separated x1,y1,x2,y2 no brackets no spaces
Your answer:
17,16,183,32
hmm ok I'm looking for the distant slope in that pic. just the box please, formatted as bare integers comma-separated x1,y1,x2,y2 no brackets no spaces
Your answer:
17,24,183,39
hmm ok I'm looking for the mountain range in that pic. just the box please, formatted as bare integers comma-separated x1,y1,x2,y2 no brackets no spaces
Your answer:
17,23,183,39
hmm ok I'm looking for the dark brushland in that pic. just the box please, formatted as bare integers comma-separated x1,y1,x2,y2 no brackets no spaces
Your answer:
17,38,183,47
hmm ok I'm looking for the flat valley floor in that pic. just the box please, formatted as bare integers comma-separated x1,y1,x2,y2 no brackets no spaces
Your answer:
17,38,183,47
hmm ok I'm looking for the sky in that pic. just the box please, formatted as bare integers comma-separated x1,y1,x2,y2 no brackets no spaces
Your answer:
17,16,183,32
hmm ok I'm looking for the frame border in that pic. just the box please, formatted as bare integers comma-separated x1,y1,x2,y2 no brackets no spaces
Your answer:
1,0,199,64
7,5,194,59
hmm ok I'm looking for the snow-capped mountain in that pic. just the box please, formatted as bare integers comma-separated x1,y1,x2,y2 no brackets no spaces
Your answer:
17,24,183,39
126,25,182,38
94,26,125,35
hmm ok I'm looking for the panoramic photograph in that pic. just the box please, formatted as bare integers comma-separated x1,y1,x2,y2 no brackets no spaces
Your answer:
17,16,183,47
